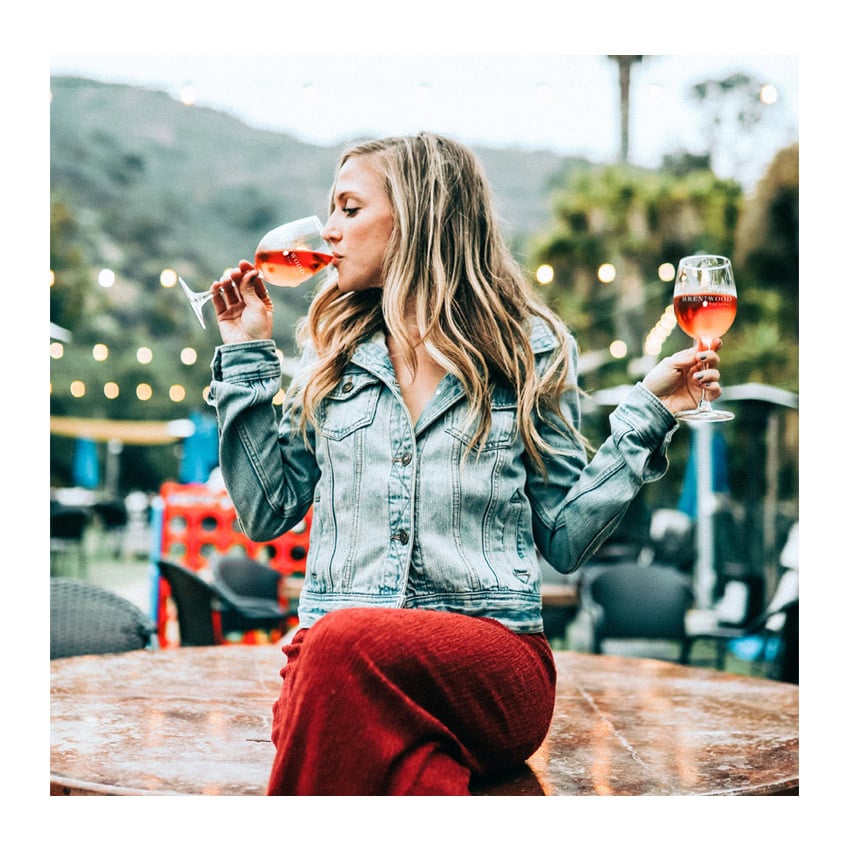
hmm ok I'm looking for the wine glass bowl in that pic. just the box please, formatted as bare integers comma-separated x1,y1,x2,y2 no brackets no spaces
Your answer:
672,254,737,422
179,215,335,329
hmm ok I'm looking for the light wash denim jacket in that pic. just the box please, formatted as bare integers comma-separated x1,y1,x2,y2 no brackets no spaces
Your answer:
208,318,678,633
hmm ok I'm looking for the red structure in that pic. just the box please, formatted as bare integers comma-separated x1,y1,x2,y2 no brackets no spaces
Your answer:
155,481,310,647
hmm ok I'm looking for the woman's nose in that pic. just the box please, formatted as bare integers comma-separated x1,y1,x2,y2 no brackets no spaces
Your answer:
321,216,339,244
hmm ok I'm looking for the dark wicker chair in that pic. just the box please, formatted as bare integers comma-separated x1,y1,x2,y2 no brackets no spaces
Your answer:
50,578,155,659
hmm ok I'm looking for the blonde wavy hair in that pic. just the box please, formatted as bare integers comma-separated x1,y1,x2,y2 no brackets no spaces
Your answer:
291,132,584,472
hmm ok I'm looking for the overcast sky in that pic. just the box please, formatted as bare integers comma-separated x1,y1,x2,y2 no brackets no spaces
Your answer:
50,53,798,189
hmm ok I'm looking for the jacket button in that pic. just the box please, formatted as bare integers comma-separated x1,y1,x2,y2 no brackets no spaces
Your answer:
394,530,409,545
399,452,412,466
341,381,353,393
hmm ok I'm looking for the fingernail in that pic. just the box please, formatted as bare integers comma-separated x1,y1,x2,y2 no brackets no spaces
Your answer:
693,371,704,380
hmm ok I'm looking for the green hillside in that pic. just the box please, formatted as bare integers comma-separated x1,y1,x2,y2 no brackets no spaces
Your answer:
50,75,587,339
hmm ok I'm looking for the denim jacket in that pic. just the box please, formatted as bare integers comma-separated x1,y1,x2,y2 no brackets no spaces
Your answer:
208,318,678,633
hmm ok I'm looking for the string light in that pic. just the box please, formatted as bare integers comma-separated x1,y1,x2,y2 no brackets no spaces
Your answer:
535,264,554,285
609,340,627,359
597,263,616,284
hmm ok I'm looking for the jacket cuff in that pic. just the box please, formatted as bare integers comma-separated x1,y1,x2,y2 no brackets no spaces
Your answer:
610,382,679,450
210,340,282,383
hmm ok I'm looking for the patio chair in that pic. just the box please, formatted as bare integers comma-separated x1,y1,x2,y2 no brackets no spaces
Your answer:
212,553,298,634
685,577,798,682
157,559,290,646
580,564,695,663
50,578,155,659
50,505,90,577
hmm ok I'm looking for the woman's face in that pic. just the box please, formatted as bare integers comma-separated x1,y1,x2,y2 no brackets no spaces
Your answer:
322,154,395,292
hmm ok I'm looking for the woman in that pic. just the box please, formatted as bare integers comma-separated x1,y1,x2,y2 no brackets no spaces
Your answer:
207,132,723,795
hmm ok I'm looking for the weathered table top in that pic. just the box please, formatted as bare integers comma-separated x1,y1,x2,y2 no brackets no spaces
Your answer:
50,644,798,796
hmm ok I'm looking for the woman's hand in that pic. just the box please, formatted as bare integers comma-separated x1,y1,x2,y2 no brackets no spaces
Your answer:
211,260,275,344
642,340,724,417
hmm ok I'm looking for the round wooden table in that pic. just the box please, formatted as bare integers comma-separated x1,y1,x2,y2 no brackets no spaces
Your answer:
51,645,798,795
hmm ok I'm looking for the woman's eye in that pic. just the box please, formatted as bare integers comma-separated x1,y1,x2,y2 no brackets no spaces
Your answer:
343,207,358,217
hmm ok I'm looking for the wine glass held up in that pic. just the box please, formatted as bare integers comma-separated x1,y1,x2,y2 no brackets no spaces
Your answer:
178,215,336,329
672,254,737,423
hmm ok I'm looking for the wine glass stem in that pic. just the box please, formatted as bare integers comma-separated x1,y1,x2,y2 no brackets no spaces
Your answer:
699,338,713,409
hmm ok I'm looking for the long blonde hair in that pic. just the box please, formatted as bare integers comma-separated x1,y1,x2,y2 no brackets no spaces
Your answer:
292,132,583,471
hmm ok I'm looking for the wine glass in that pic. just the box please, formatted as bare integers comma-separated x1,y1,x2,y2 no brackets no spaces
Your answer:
178,215,336,329
672,254,737,422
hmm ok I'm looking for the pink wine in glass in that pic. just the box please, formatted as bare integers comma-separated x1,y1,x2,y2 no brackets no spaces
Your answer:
673,293,737,341
255,248,334,288
178,215,335,329
671,254,737,423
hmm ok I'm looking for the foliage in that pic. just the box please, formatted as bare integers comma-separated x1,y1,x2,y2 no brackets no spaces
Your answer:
528,163,745,389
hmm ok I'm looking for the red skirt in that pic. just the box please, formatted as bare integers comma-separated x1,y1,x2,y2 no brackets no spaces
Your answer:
267,607,556,795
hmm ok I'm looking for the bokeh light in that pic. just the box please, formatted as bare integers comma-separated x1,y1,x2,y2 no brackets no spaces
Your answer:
98,268,115,288
609,340,627,359
535,264,554,285
597,263,616,284
759,83,778,105
179,85,197,106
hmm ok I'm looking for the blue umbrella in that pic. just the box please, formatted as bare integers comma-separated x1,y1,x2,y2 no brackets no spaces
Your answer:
678,429,729,519
72,437,100,489
179,411,219,484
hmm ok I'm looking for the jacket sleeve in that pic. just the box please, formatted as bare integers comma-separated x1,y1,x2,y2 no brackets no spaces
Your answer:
207,339,319,541
526,335,679,574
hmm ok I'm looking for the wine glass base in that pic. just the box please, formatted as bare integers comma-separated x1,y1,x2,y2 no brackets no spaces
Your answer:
178,277,209,329
675,408,735,423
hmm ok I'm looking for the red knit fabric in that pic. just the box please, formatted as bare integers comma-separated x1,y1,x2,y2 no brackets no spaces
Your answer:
267,607,556,795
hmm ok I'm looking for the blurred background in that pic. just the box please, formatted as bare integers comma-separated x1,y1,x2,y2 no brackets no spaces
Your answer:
47,47,800,667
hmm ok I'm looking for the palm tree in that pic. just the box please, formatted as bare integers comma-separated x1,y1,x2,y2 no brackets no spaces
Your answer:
608,55,644,163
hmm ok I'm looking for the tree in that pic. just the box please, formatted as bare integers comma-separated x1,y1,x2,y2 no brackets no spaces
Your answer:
50,198,100,332
528,162,743,389
730,143,799,390
687,71,786,188
608,56,644,164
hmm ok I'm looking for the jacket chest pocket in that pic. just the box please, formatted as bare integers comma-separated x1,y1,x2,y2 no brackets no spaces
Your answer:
444,390,518,452
319,372,382,440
